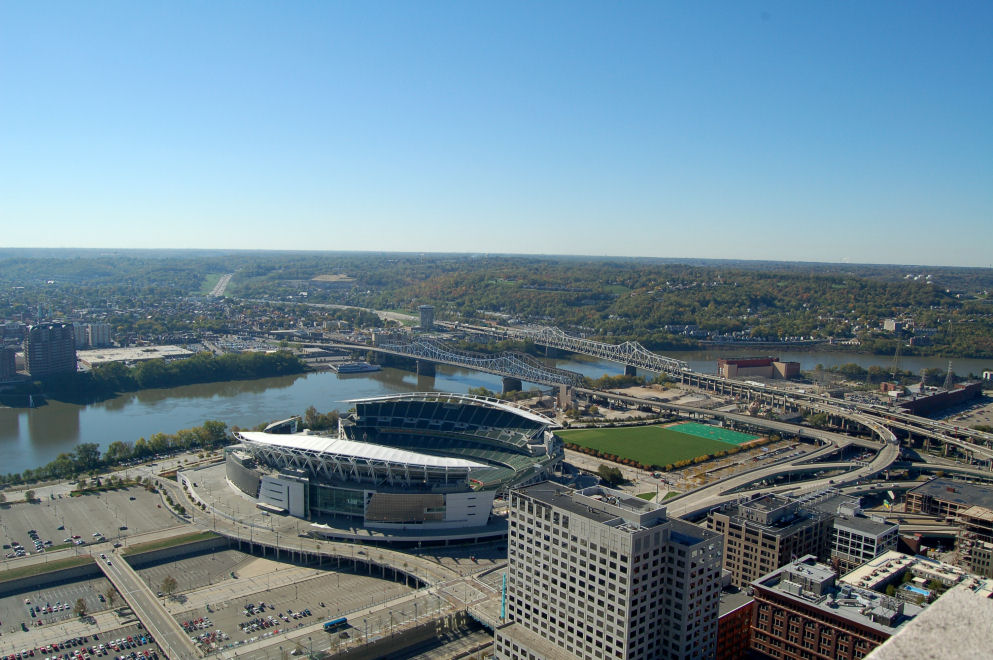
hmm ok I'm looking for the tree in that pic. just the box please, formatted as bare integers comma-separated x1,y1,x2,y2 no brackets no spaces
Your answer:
0,492,6,504
73,443,102,471
161,575,178,597
105,587,117,607
74,598,87,617
597,464,624,486
24,489,35,502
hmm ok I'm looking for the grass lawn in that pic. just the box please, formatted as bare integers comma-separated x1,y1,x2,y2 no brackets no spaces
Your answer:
558,425,734,468
122,531,219,556
0,556,94,584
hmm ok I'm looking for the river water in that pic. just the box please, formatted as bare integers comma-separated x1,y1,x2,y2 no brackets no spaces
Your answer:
0,348,989,476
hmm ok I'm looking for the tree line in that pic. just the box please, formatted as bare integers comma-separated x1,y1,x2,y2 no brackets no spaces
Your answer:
37,350,305,401
0,420,229,487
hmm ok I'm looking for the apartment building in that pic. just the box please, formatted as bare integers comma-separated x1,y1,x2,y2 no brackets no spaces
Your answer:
24,322,77,377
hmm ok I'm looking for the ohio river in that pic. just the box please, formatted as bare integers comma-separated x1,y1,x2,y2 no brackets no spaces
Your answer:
0,348,988,476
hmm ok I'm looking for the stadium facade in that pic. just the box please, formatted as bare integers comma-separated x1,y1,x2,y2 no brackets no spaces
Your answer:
225,392,562,542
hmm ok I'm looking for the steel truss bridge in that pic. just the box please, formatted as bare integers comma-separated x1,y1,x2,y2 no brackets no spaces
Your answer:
447,323,690,375
370,336,585,387
436,321,993,462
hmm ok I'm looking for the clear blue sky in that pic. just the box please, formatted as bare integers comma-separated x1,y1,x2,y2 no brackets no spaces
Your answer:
2,1,991,266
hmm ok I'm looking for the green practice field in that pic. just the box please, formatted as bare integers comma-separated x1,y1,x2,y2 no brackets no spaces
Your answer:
558,423,747,468
668,422,759,445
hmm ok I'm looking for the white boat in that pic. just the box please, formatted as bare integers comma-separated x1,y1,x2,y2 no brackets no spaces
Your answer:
331,361,382,374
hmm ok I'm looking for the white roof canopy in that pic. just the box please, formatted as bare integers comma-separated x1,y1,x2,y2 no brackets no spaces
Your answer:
236,431,489,470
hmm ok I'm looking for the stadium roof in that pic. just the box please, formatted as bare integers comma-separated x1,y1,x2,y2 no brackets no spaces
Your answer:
345,391,558,427
236,431,490,470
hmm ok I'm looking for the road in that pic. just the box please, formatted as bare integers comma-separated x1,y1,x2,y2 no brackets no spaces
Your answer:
99,551,201,659
578,388,889,448
208,273,233,297
663,440,901,519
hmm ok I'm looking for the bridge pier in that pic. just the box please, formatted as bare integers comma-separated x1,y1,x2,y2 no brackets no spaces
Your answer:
416,359,436,377
624,365,638,377
502,377,523,394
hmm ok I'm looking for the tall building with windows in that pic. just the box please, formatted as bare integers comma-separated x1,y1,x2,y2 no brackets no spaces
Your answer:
494,482,723,660
0,346,16,381
418,304,434,330
87,322,112,347
708,494,832,587
24,322,77,377
807,492,899,573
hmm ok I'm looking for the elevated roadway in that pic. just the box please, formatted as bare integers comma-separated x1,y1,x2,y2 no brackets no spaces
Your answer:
160,477,461,589
577,388,887,449
663,440,901,519
99,551,201,659
443,321,993,458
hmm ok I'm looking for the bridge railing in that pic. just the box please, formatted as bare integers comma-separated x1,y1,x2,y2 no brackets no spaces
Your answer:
483,325,690,374
376,337,584,386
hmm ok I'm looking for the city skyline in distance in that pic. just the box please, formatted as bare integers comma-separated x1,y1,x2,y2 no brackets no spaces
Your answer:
2,2,991,267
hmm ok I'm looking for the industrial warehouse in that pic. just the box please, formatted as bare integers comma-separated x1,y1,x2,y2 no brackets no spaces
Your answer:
220,392,563,543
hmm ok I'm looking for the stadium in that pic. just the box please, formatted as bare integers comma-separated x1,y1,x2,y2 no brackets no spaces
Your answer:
224,392,563,543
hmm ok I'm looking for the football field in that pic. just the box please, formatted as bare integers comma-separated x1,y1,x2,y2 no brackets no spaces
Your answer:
558,422,755,468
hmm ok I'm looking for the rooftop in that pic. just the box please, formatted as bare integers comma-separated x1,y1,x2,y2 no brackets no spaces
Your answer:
754,555,922,635
346,391,559,427
77,345,195,365
867,579,993,660
908,478,993,510
235,431,491,471
717,587,754,618
517,482,670,530
715,494,829,536
841,550,966,592
834,514,899,537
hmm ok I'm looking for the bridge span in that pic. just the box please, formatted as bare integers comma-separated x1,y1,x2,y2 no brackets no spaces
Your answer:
322,338,584,387
436,321,993,461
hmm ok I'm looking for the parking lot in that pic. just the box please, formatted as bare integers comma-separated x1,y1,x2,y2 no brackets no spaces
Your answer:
0,581,165,659
0,487,180,566
0,575,114,637
137,550,419,653
133,548,251,595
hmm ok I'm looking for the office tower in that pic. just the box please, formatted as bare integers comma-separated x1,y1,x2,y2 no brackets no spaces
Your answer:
708,494,831,587
495,482,723,660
